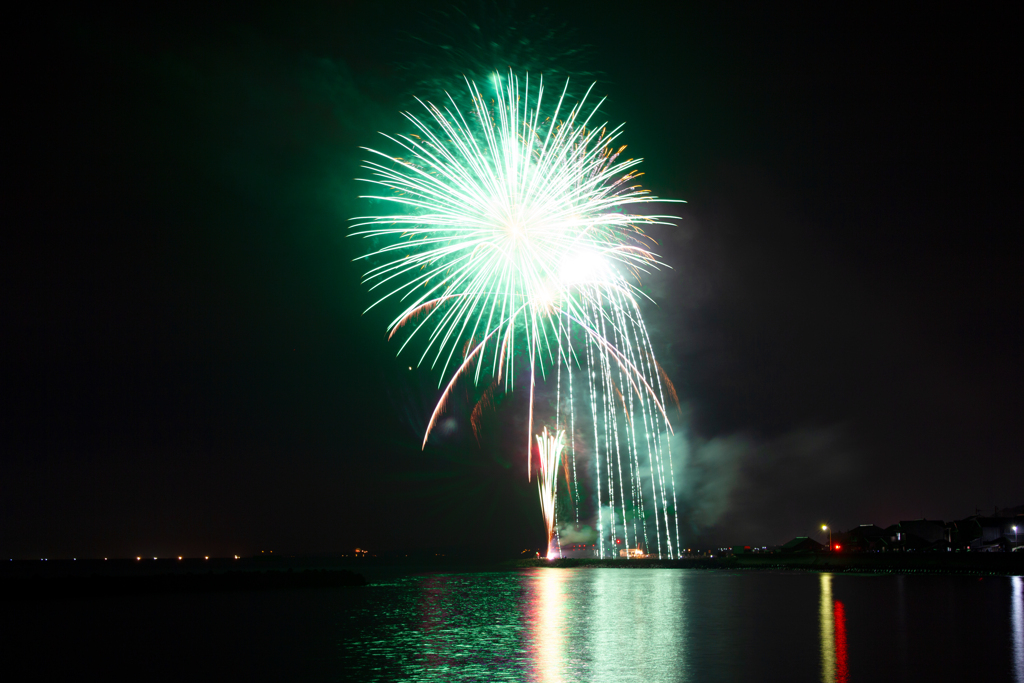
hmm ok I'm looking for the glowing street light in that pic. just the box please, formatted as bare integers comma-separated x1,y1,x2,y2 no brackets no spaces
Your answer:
822,525,832,551
1014,525,1018,549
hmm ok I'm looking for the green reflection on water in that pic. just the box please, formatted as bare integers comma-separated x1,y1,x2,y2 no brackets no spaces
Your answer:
584,569,688,681
345,569,692,682
375,573,526,681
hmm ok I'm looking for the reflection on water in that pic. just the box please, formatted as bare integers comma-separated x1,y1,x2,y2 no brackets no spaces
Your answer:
349,569,691,681
528,568,688,682
820,573,834,681
8,565,1024,680
340,568,1022,682
1014,576,1023,683
585,569,687,682
390,573,526,681
834,599,848,682
819,573,848,683
529,568,566,682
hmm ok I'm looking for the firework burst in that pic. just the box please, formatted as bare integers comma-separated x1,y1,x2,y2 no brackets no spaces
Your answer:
354,72,682,558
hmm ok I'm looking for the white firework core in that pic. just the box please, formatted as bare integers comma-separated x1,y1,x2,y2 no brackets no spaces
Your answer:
536,427,565,558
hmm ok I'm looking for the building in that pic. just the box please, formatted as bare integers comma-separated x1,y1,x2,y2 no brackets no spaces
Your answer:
844,524,889,552
897,519,946,544
780,537,825,553
945,512,1023,551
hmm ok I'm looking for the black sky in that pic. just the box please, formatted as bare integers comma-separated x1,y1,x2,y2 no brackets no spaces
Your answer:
2,2,1020,559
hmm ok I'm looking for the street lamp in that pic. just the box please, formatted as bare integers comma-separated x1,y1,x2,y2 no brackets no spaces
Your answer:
822,525,831,551
1014,525,1018,549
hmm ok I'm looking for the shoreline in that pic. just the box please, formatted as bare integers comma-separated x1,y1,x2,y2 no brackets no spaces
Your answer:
2,552,1021,599
515,553,1024,575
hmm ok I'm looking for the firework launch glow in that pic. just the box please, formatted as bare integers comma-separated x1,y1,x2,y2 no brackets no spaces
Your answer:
535,427,566,558
353,72,683,558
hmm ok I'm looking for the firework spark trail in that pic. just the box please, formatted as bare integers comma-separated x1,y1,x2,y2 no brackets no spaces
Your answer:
611,292,642,551
561,309,580,525
622,311,655,556
354,71,683,558
584,322,605,558
642,322,682,556
598,293,628,551
551,328,565,557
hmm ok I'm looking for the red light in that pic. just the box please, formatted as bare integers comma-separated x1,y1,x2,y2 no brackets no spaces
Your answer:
835,544,841,550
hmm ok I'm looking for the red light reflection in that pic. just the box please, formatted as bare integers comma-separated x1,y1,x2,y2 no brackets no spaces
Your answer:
834,600,849,683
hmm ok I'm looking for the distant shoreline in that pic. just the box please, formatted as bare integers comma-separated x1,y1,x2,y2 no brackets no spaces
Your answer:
2,552,1020,599
515,553,1024,575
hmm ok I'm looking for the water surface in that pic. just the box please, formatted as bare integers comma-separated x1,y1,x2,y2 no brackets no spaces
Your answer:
343,569,1022,682
5,568,1022,681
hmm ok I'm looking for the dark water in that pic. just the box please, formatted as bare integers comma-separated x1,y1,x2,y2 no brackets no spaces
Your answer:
5,569,1022,681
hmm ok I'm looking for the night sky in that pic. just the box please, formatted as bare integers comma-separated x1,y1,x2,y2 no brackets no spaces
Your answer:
3,2,1019,559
